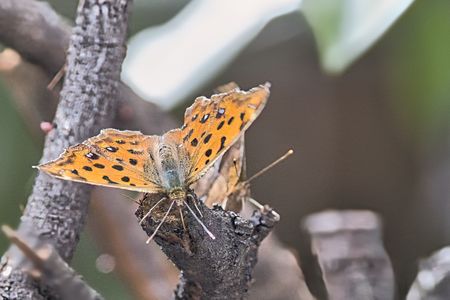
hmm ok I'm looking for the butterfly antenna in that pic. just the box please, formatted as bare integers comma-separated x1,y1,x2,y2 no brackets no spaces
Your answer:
120,192,139,204
246,149,293,183
139,197,167,225
179,207,187,231
145,200,175,244
248,197,280,220
184,200,216,240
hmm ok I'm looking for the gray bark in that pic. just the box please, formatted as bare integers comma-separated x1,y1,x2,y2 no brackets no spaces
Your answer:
137,193,279,300
304,210,396,300
0,0,131,298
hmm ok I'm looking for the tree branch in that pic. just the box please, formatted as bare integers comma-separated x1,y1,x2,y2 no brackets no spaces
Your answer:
137,193,279,299
304,210,396,300
0,0,131,298
1,225,103,300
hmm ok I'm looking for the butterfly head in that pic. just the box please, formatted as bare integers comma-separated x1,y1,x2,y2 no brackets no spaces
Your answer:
168,187,187,206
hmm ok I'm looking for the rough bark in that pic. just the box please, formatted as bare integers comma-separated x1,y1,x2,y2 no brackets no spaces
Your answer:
137,193,279,300
0,0,131,298
303,210,396,300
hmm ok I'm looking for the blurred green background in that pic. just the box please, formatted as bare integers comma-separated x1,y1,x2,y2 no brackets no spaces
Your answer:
1,0,449,299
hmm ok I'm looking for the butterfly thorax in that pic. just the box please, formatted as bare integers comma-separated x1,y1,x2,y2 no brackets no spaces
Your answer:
154,141,189,204
168,187,187,206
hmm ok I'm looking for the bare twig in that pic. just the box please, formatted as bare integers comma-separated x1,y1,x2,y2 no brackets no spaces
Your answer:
2,225,103,300
303,210,396,300
0,0,131,298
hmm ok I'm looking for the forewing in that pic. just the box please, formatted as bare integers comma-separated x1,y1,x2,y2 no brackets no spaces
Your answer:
37,129,163,192
181,83,270,184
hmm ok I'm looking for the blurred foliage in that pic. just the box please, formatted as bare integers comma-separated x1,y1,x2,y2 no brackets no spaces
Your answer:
302,0,414,73
72,232,130,299
386,0,450,140
0,80,38,252
46,0,188,35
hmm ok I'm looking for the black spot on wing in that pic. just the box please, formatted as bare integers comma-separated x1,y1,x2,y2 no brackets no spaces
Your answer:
217,136,226,153
115,140,126,145
106,146,118,152
83,166,93,171
94,163,105,169
200,114,210,123
121,176,130,182
102,175,118,184
227,116,234,125
86,152,99,160
205,149,212,157
217,121,225,130
191,138,198,147
204,133,212,144
129,158,137,165
183,128,194,142
216,107,225,118
71,169,79,175
112,165,124,171
128,149,144,155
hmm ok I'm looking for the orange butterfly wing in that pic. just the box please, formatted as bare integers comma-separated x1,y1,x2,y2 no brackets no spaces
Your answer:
37,129,163,192
196,135,247,212
181,83,270,184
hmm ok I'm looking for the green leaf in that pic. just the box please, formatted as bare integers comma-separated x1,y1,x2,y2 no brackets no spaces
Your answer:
302,0,415,74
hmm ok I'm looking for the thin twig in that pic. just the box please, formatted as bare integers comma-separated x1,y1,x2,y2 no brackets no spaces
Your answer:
2,225,103,300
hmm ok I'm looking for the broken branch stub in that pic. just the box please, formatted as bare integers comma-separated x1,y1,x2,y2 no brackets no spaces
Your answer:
136,192,279,300
304,210,396,300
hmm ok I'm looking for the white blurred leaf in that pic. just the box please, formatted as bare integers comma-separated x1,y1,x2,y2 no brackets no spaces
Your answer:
302,0,415,74
122,0,302,109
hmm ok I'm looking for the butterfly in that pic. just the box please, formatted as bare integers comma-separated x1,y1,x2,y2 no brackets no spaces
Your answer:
36,83,270,239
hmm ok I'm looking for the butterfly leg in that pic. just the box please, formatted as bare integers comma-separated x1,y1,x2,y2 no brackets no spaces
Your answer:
146,200,175,244
183,200,215,240
139,197,167,225
178,206,187,231
187,193,203,218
